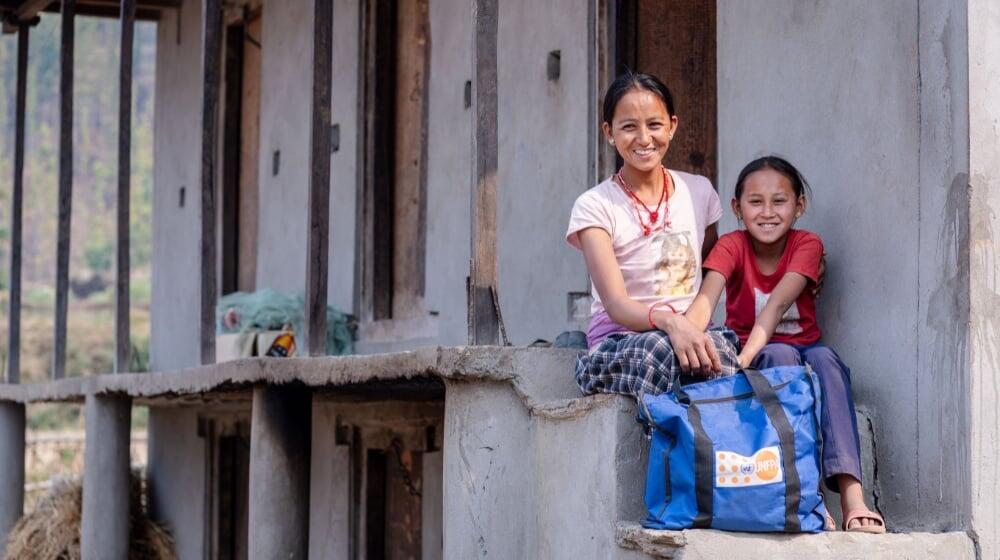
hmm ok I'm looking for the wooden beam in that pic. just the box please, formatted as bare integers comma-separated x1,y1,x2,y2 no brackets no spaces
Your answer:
6,24,28,384
468,0,500,345
53,0,75,380
114,0,135,373
200,0,222,365
14,0,53,20
305,0,333,356
41,3,162,20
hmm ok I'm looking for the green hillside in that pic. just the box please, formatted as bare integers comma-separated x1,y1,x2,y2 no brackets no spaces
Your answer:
0,15,157,382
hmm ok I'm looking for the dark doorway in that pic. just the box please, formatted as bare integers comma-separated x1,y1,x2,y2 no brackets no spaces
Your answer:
358,0,430,321
202,416,251,560
614,0,717,184
365,443,423,559
221,12,262,295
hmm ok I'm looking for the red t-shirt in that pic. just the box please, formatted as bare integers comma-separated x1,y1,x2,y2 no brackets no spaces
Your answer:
703,230,823,346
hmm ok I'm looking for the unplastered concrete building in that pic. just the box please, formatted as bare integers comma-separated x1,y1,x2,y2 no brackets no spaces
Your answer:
0,0,998,558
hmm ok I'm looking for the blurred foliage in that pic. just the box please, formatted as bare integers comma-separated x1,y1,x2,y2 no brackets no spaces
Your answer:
0,16,157,430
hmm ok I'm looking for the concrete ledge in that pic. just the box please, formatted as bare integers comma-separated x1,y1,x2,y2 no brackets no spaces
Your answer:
615,522,977,559
0,346,584,408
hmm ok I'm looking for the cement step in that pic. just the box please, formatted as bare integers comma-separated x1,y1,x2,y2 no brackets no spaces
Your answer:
616,522,976,559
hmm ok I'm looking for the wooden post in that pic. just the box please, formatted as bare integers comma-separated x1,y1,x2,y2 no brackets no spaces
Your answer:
468,0,500,345
6,24,29,385
53,0,76,380
305,0,333,356
200,0,222,365
114,0,136,373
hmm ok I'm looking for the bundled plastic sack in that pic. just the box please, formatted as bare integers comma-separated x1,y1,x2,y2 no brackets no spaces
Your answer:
215,288,355,356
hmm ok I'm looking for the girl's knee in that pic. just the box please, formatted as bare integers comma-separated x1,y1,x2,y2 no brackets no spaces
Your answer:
803,346,851,379
752,343,802,367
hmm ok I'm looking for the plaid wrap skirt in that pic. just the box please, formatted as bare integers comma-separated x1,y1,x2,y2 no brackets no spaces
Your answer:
575,327,741,397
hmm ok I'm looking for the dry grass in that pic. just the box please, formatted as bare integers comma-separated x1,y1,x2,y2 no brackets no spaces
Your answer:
4,472,174,560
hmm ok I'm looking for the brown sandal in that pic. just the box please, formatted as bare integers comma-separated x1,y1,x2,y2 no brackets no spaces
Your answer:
842,509,886,533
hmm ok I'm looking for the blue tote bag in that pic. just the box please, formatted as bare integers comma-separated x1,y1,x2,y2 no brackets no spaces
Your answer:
639,366,827,532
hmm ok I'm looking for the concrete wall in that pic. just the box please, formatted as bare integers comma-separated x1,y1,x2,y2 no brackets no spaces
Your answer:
718,1,971,532
422,0,472,346
497,0,592,344
443,382,647,559
254,0,313,293
968,1,1000,556
150,0,204,371
147,407,207,560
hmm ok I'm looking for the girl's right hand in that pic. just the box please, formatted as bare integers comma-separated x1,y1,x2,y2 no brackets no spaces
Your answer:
656,312,722,375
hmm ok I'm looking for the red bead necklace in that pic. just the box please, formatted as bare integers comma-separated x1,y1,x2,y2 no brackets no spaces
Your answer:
615,166,672,236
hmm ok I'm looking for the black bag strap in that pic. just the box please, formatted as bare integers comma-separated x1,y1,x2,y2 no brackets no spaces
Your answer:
673,384,714,528
743,368,802,532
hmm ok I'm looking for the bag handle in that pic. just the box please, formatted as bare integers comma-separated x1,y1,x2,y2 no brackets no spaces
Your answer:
671,382,715,528
671,369,803,532
743,368,802,532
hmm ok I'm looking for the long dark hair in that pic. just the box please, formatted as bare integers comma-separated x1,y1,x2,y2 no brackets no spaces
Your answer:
602,71,676,124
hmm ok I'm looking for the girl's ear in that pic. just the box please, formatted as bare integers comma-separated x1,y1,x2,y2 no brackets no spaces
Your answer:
730,197,742,222
668,115,679,138
795,194,807,218
602,121,613,143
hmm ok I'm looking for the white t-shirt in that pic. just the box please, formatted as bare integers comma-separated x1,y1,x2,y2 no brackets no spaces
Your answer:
566,170,724,326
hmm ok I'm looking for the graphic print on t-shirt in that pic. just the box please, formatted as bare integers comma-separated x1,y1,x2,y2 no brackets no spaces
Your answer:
655,230,698,296
754,288,803,335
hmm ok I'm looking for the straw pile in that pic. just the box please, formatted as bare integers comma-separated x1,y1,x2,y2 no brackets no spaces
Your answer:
4,472,174,559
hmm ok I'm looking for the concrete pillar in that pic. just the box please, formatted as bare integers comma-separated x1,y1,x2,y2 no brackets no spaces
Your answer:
968,1,1000,556
81,394,132,560
0,402,25,556
249,385,311,559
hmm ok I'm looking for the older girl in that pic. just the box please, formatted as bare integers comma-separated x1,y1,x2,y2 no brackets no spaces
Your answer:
567,72,740,397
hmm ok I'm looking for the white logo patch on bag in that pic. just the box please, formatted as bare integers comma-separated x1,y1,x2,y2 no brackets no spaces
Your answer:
715,446,783,487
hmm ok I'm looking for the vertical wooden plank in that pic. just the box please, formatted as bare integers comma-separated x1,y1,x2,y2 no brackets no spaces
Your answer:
200,0,223,365
469,0,499,345
238,14,262,293
306,0,333,356
6,24,29,385
115,0,136,373
392,0,429,319
53,0,76,380
636,0,717,183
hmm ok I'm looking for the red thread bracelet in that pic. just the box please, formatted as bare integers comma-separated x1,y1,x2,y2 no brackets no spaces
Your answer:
647,301,678,330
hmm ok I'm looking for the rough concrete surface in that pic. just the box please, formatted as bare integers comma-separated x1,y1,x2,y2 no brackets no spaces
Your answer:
616,523,976,560
0,346,583,406
0,402,24,558
968,1,1000,557
150,0,205,372
81,394,132,560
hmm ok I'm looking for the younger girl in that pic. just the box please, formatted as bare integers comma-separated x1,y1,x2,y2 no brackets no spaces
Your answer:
685,156,885,533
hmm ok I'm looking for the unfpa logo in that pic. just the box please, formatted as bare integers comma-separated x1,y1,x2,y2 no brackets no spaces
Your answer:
716,447,783,488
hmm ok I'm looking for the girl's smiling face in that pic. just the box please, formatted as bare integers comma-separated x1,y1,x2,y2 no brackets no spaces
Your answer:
733,168,806,248
603,88,678,174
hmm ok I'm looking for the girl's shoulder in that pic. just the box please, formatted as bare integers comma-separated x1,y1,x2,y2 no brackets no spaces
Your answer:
716,229,751,249
668,169,714,194
573,177,621,207
789,229,824,249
